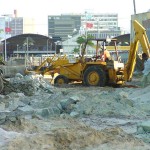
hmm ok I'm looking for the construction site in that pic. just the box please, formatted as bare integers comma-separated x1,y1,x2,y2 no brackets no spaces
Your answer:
0,18,150,150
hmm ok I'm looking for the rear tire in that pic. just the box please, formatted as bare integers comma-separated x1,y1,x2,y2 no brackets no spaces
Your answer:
83,66,106,86
54,75,69,86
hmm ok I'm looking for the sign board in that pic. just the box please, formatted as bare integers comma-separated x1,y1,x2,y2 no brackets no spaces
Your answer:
60,49,63,53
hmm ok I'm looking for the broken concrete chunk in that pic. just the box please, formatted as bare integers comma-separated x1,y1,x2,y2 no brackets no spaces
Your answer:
0,112,7,124
137,121,150,133
70,111,80,117
0,102,5,111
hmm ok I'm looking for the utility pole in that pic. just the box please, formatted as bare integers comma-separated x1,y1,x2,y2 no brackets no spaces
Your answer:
133,0,136,14
2,14,11,61
47,39,49,55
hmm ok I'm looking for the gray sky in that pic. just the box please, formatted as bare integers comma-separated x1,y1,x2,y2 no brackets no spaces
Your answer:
0,0,149,35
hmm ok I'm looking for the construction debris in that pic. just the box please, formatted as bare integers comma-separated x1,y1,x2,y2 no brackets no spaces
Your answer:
0,73,150,150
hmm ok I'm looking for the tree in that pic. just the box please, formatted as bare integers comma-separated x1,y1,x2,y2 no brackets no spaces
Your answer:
76,34,94,56
72,47,80,54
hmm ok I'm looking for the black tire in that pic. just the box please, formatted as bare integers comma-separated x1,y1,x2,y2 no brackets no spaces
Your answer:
83,66,106,86
54,75,69,86
0,76,4,93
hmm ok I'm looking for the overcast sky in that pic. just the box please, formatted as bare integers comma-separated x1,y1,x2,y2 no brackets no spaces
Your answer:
0,0,149,35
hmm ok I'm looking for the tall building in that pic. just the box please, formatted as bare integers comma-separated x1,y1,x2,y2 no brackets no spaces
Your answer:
48,13,122,41
8,9,35,36
0,10,23,37
9,17,23,36
48,14,81,41
0,16,35,39
81,13,121,39
0,16,24,38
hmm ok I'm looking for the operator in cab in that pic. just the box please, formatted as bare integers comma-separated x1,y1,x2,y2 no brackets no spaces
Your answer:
100,46,111,62
141,53,150,87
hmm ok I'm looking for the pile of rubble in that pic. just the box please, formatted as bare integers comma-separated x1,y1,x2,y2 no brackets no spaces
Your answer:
0,73,150,149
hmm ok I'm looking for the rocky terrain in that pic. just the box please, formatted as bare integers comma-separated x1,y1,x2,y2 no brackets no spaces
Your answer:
0,73,150,150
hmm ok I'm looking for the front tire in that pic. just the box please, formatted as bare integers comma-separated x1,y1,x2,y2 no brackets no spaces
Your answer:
54,75,69,86
83,66,106,86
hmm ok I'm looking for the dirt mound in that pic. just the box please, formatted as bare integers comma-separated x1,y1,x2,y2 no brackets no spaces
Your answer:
5,125,148,150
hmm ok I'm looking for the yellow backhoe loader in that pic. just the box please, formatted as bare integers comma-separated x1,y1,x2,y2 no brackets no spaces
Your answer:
25,20,150,87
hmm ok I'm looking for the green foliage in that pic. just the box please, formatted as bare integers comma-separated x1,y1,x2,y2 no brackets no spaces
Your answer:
76,34,95,56
76,36,86,45
76,34,94,45
72,47,80,53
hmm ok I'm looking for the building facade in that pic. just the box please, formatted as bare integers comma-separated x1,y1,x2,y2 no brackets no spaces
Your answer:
0,17,12,39
81,13,121,38
0,17,23,38
48,13,122,42
9,17,23,36
48,14,81,41
0,16,35,39
131,11,150,54
131,11,150,41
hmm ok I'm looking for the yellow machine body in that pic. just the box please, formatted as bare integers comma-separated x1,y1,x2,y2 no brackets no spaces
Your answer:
25,20,150,87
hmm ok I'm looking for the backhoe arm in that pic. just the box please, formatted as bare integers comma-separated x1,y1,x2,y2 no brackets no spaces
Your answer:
35,56,56,72
134,20,150,56
124,20,150,81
